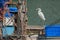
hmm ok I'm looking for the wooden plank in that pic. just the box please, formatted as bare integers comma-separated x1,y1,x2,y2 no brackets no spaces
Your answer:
26,25,44,29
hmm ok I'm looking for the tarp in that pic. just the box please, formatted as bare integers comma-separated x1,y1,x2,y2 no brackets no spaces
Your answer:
45,24,60,37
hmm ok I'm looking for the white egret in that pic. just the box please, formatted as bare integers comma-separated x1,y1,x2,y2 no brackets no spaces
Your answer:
36,8,46,27
36,8,46,21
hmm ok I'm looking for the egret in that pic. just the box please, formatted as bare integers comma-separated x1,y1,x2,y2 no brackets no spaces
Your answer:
36,8,46,27
36,8,46,21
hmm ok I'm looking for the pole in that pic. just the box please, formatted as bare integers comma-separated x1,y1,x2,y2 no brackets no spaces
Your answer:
17,0,28,40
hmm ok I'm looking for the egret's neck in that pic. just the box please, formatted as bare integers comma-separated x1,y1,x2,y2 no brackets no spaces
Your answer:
38,10,41,12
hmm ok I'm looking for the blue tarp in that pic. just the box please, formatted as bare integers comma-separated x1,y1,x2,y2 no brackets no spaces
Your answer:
45,24,60,37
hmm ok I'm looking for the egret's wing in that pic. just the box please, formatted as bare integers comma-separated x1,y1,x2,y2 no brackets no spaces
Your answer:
38,11,46,21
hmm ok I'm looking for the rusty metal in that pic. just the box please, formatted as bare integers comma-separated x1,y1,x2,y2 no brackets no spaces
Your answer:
1,0,28,40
